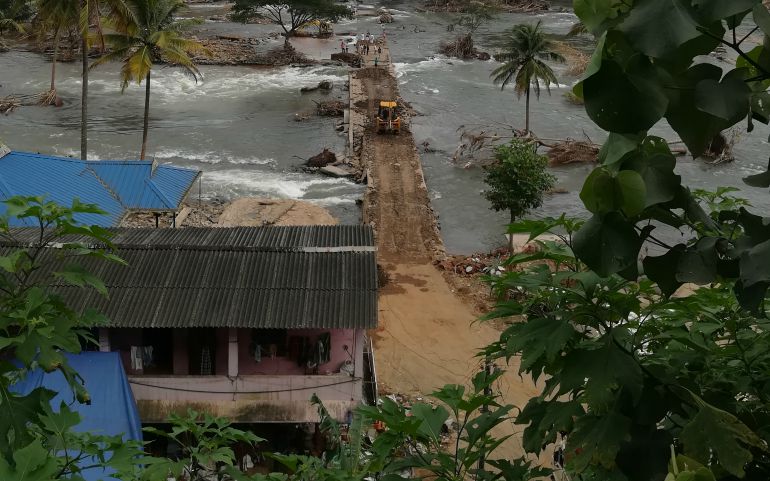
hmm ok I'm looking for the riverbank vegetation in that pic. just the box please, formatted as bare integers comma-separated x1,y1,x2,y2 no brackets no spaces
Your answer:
439,1,495,59
422,0,549,13
230,0,351,41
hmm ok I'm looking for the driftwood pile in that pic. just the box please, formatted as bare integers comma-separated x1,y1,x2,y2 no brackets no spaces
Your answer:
544,139,600,165
0,91,60,115
0,96,21,115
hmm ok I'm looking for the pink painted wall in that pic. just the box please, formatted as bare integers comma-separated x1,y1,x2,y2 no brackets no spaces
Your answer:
108,327,357,377
238,328,355,376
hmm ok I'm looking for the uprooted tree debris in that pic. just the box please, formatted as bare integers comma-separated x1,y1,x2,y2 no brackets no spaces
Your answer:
438,34,490,60
1,91,61,114
421,0,548,13
452,125,690,166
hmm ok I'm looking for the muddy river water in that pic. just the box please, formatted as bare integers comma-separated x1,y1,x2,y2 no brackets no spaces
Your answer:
2,0,770,253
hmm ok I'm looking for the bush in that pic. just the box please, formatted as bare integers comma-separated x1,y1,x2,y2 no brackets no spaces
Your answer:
482,140,556,248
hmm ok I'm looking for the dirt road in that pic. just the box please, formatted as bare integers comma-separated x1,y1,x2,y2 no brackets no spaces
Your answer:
352,60,541,460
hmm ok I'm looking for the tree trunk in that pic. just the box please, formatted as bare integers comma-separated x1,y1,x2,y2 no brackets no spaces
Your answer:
524,83,530,134
50,27,61,92
140,71,151,160
508,210,516,252
80,31,88,160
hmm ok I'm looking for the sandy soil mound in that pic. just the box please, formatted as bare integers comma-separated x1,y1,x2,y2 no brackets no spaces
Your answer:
218,198,338,226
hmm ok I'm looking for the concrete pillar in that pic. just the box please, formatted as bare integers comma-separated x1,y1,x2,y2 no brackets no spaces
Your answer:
228,327,238,378
98,328,110,352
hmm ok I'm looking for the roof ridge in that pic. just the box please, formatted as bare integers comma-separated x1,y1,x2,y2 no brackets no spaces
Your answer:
144,177,175,209
85,165,127,208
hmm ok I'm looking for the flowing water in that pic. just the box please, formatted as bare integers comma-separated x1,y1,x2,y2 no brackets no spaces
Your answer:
2,1,770,252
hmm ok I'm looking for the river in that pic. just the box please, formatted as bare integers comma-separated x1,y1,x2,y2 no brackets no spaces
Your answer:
2,1,770,253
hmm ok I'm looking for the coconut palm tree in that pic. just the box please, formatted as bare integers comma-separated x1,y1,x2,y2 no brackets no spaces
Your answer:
36,0,78,99
491,20,564,134
93,0,206,159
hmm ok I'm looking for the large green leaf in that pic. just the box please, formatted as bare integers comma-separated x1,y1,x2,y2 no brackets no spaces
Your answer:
740,238,770,286
754,3,770,37
676,237,719,284
505,316,577,379
410,403,449,444
680,400,765,477
691,0,757,22
622,151,681,207
615,170,646,217
0,387,54,459
584,58,668,133
581,168,617,214
560,335,644,410
694,69,751,123
574,0,627,34
567,411,632,471
0,439,59,481
573,213,642,277
618,0,707,59
516,398,584,453
665,64,731,156
643,244,686,296
599,132,643,166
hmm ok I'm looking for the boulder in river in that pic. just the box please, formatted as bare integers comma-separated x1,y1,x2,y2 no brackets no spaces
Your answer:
307,148,337,168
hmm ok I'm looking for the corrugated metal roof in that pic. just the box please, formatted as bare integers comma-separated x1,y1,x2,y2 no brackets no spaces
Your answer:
0,151,201,227
4,225,376,251
4,226,377,329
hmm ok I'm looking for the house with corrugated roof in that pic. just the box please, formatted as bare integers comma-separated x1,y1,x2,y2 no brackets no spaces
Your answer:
0,147,200,226
6,225,378,426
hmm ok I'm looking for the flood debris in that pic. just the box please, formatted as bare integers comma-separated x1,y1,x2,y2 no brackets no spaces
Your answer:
544,138,600,165
301,80,333,93
307,148,337,168
315,99,346,117
438,34,490,60
0,96,21,115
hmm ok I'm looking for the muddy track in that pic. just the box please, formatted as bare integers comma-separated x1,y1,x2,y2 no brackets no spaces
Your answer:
352,58,540,462
355,67,444,263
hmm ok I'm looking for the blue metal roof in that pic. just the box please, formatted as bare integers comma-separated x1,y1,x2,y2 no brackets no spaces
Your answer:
0,151,201,227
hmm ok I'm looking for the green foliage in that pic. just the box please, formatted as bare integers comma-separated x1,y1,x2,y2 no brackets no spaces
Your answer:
484,215,770,481
568,0,770,313
491,20,565,131
453,1,497,35
142,409,264,481
356,370,550,481
0,196,145,480
482,139,556,229
0,0,32,32
230,0,351,37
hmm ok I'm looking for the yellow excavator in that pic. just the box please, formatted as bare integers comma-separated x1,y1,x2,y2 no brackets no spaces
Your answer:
376,101,401,134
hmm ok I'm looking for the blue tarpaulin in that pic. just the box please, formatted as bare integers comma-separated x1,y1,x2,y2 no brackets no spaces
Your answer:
12,352,143,480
